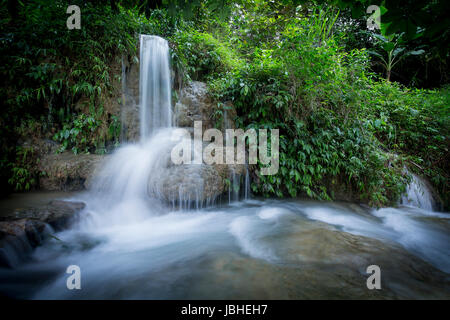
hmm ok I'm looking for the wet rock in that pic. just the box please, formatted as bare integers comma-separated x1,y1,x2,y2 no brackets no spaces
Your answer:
121,56,140,142
0,219,46,247
0,219,46,268
0,200,86,268
174,81,215,130
147,137,245,205
38,152,105,191
152,163,244,204
42,200,86,230
3,200,86,231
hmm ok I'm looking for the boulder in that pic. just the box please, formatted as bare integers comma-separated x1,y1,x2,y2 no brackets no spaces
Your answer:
0,200,86,268
40,200,86,230
1,200,86,230
150,161,246,204
146,132,246,205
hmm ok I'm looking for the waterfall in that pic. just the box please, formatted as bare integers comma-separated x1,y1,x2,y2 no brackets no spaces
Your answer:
227,165,252,204
85,35,251,222
401,173,435,211
84,35,175,225
139,35,172,140
244,164,251,200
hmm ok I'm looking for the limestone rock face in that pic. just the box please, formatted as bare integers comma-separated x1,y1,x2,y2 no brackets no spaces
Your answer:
174,81,215,130
149,160,246,204
152,164,224,203
120,56,140,142
38,152,105,191
151,81,246,205
174,81,238,132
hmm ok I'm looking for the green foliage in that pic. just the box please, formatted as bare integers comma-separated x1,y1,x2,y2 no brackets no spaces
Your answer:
0,1,173,191
7,146,39,192
368,33,425,81
172,29,243,82
181,2,449,208
0,0,150,152
53,113,101,154
108,115,122,145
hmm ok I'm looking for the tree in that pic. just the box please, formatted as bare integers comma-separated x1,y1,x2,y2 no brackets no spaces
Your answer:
368,33,425,81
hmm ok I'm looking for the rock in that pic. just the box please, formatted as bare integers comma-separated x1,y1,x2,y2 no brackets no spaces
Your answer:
174,81,216,130
38,152,105,191
147,135,246,205
2,200,86,231
0,219,46,247
150,162,246,205
121,56,140,142
145,80,247,204
0,200,86,268
152,163,242,204
0,218,46,268
42,200,86,230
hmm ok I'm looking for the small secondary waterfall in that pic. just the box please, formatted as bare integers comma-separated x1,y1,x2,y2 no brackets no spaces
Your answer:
401,173,435,211
139,35,172,139
227,167,251,204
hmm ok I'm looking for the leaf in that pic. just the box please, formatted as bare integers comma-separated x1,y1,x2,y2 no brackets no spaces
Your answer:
405,49,425,56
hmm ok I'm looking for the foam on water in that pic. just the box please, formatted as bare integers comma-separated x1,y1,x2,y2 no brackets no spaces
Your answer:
229,215,278,262
372,207,450,272
298,202,450,273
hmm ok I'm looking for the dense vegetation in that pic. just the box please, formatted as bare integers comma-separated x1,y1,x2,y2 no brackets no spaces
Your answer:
1,0,448,209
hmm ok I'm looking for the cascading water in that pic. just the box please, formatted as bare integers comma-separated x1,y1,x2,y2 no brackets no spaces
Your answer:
85,35,176,226
244,164,251,200
223,109,252,204
139,35,172,139
227,167,251,204
401,173,435,211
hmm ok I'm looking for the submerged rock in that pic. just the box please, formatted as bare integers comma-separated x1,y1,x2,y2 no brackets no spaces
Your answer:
186,225,450,299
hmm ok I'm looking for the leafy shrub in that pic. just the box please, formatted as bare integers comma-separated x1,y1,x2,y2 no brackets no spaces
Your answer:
172,30,243,82
8,146,39,191
0,1,174,191
201,6,448,207
53,113,101,154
